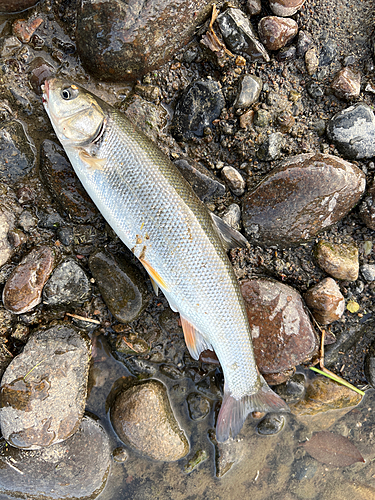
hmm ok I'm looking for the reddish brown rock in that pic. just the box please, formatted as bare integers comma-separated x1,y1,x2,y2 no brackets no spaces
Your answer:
12,17,43,43
242,153,366,247
331,67,361,100
241,278,319,380
258,16,298,51
2,246,56,314
314,240,359,281
269,0,305,16
304,277,345,325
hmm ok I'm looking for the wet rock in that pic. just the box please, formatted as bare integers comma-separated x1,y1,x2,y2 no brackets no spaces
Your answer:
246,0,261,16
216,7,270,62
319,39,337,66
305,47,319,75
331,67,361,100
364,340,375,388
258,16,298,51
186,392,210,421
184,449,208,474
291,457,318,481
0,184,22,267
327,103,375,159
111,380,189,461
290,376,362,417
361,264,375,282
269,0,305,16
304,277,345,325
40,140,98,223
242,153,366,247
234,74,262,109
12,17,43,43
3,246,56,314
43,259,91,306
239,108,255,128
256,413,285,435
221,166,245,196
257,131,283,161
172,80,225,141
174,158,225,202
0,415,110,499
208,428,242,477
276,45,296,61
89,249,149,323
0,324,91,450
241,278,318,381
314,240,359,281
29,57,55,94
112,446,129,463
359,181,375,229
296,30,313,57
76,0,217,81
222,204,241,230
0,0,39,13
273,373,306,404
0,120,35,183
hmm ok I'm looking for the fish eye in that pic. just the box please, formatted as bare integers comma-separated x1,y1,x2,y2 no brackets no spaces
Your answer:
61,86,78,100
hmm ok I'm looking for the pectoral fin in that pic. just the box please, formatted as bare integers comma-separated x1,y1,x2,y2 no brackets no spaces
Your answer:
180,316,212,360
140,258,170,292
79,150,106,171
210,212,249,250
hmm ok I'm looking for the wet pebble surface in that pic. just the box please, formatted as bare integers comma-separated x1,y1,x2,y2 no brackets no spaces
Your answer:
304,277,345,324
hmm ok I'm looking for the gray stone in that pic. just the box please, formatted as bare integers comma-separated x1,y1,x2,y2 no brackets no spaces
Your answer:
0,324,91,450
222,204,241,230
234,74,262,108
361,264,375,282
174,158,225,202
327,104,375,159
0,120,35,183
221,166,246,196
0,415,110,500
257,132,284,160
186,392,211,420
43,259,92,306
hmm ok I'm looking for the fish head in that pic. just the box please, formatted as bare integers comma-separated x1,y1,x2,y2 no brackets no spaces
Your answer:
42,77,106,147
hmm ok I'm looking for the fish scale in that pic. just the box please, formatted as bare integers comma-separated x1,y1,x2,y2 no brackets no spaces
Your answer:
43,77,288,441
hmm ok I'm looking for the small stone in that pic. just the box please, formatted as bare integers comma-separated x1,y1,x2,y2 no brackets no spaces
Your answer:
10,323,29,342
256,413,285,435
234,74,262,109
89,249,149,323
0,415,110,500
18,210,37,232
296,30,313,57
314,240,359,281
239,109,255,129
241,278,318,380
3,246,56,314
346,300,360,313
174,158,225,202
111,380,189,461
273,373,306,404
222,204,241,230
12,17,43,43
327,103,375,159
305,47,319,75
307,82,324,99
331,67,361,100
184,449,208,474
0,120,35,183
43,259,92,306
361,264,375,282
276,111,295,132
0,324,91,450
254,108,271,127
359,181,375,230
257,132,283,161
171,80,225,141
276,45,296,61
208,428,241,477
246,0,262,16
112,447,129,463
304,277,345,325
258,16,298,51
186,392,210,421
319,39,337,66
216,7,269,62
242,153,366,247
269,0,305,16
221,166,245,196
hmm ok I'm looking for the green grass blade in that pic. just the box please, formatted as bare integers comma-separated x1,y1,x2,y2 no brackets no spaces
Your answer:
309,366,365,396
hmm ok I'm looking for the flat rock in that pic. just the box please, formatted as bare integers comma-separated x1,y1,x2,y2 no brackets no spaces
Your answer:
241,278,318,381
304,277,345,324
0,415,110,500
242,153,366,247
0,183,22,267
39,140,98,223
76,0,218,81
111,380,189,461
43,258,92,306
327,103,375,159
0,120,35,183
314,240,359,281
89,249,149,323
0,324,91,450
3,246,56,314
174,158,225,202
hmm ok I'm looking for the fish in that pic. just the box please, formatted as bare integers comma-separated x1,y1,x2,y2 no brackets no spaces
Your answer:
42,77,288,442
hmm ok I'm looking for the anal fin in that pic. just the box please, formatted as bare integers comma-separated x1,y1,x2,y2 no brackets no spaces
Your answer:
180,316,212,360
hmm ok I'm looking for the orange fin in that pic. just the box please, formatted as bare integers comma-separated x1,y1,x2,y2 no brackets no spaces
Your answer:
79,150,106,171
139,258,169,292
180,316,212,360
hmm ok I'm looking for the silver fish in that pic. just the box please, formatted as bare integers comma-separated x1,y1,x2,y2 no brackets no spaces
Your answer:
42,77,288,441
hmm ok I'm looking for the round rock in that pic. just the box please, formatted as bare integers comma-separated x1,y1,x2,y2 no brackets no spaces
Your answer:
111,380,189,461
43,258,92,306
314,240,359,281
304,277,345,325
327,103,375,159
242,153,366,247
258,16,298,51
234,74,262,109
3,246,56,314
221,166,245,196
331,67,361,100
0,324,91,450
241,278,318,381
0,415,110,500
269,0,305,17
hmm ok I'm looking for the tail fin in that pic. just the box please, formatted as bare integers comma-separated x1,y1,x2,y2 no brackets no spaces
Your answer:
216,376,289,442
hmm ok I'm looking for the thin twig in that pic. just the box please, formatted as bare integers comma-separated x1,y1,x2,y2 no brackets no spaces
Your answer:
65,313,100,325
